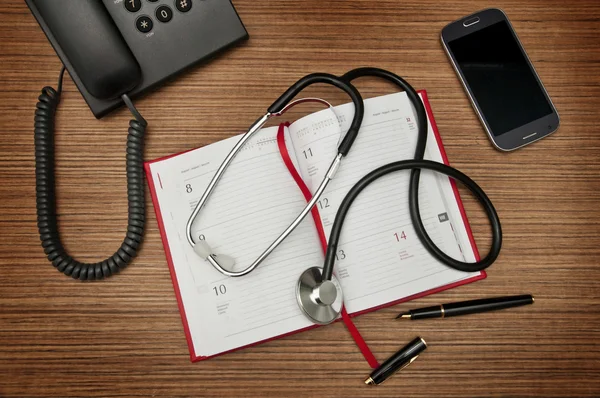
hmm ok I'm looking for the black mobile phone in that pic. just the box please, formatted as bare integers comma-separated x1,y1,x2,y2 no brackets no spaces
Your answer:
441,8,559,151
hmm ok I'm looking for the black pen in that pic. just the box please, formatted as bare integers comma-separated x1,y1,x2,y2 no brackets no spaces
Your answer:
396,294,534,320
365,337,427,385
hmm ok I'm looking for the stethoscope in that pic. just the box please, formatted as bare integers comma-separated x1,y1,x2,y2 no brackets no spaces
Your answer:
186,67,502,325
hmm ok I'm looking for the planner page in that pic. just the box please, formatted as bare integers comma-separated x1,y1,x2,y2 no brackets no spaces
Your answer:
287,92,481,314
147,126,329,359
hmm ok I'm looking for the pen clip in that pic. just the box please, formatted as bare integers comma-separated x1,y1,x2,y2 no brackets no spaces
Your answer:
375,355,421,386
399,354,420,372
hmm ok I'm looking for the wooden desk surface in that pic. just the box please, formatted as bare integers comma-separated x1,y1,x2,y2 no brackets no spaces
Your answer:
1,0,599,396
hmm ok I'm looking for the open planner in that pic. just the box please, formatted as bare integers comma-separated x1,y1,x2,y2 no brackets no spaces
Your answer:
145,91,484,362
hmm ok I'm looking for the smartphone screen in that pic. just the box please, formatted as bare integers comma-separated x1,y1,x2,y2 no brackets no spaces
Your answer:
447,20,552,137
442,9,558,150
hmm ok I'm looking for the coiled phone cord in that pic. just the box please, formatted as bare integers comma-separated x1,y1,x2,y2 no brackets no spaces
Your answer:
34,67,147,280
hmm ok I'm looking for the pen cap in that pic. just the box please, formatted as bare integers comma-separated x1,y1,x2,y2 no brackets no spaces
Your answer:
378,337,427,381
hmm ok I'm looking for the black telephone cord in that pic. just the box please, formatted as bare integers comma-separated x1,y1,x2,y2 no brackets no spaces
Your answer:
34,67,147,280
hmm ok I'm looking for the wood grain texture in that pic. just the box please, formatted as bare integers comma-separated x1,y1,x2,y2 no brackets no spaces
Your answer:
1,0,599,396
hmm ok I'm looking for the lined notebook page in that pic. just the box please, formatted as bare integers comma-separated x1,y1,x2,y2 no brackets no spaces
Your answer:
147,127,327,358
286,92,481,314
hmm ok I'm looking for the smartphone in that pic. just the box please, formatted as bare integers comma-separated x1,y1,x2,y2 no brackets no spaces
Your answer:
441,8,559,151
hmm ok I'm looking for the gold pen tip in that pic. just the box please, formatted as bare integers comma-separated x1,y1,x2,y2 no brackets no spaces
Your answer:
395,313,411,319
364,377,375,385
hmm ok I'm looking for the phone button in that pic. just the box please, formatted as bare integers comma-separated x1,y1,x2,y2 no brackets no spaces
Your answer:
175,0,192,13
125,0,143,13
156,6,173,23
136,16,154,33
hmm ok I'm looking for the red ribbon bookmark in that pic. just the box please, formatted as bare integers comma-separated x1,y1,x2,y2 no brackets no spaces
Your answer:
276,122,379,369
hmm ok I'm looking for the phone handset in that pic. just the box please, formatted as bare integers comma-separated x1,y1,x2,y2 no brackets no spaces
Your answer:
32,0,147,280
33,0,141,99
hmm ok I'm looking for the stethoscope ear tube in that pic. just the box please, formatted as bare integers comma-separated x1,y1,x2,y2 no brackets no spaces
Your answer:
267,73,364,156
341,67,428,158
187,72,368,277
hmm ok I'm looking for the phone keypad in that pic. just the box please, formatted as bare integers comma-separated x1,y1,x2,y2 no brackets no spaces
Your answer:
129,0,192,32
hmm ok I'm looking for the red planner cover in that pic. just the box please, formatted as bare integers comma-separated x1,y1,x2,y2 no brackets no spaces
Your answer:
145,90,485,363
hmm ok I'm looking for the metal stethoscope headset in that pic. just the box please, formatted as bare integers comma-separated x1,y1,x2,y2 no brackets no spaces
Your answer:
186,67,502,325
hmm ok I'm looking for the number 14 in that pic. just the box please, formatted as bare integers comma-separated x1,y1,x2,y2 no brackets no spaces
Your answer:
394,231,407,241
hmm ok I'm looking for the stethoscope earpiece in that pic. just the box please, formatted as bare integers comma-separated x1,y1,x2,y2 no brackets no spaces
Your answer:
193,239,236,272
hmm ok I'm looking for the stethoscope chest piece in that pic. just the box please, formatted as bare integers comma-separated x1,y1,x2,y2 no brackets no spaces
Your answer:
296,267,343,325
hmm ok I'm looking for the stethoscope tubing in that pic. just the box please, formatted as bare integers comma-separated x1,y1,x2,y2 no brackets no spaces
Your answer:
320,67,502,282
322,159,502,281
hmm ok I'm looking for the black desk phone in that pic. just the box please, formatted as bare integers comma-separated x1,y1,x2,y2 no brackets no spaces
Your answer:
27,0,248,280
